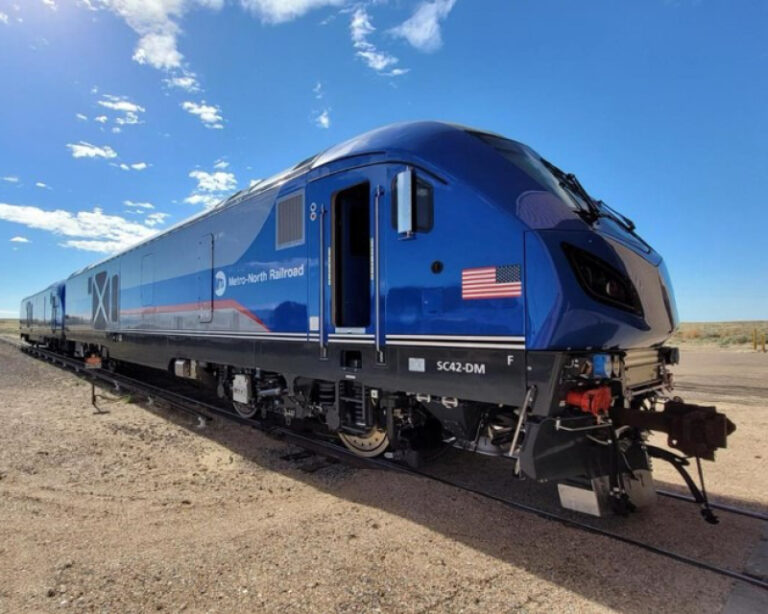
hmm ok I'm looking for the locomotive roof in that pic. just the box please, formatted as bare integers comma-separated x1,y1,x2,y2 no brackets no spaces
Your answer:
20,279,66,303
71,121,503,276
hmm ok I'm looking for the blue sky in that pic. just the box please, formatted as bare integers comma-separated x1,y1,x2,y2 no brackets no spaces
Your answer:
0,0,766,321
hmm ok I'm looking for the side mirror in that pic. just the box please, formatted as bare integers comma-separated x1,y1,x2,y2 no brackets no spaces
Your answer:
396,168,414,237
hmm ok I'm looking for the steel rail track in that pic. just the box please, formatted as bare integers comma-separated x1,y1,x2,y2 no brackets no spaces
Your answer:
12,340,768,592
656,489,768,522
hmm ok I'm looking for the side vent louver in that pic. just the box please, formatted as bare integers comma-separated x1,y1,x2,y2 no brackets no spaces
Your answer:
276,192,305,249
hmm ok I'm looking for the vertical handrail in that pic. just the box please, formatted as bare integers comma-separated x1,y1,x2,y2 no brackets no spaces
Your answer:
508,385,537,474
318,206,327,357
374,185,383,362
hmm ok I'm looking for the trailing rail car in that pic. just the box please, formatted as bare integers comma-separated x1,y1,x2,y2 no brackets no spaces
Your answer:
19,281,65,347
20,122,734,517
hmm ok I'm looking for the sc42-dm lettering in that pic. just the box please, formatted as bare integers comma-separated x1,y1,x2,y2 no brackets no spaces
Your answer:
435,361,487,375
20,121,734,519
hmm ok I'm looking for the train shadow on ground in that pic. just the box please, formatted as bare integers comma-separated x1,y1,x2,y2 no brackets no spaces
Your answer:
111,382,768,614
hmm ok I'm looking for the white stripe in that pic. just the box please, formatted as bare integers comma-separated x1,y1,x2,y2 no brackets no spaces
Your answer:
328,334,374,339
386,334,525,342
120,329,306,337
328,338,375,345
119,330,309,341
387,340,525,350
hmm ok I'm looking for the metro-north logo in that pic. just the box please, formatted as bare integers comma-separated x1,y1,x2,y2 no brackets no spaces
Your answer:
214,270,227,297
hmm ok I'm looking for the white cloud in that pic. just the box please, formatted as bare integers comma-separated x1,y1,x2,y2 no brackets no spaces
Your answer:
315,109,331,129
350,6,374,44
10,236,29,243
96,1,225,74
116,162,149,171
145,212,170,227
94,115,108,123
313,81,324,99
67,142,118,159
59,239,128,252
35,182,52,190
97,1,186,71
76,113,88,121
181,100,224,129
349,8,404,75
132,31,182,70
98,95,144,114
0,202,158,253
239,0,343,24
189,169,236,192
2,176,19,183
116,111,140,125
183,193,221,208
164,72,200,92
42,0,58,10
124,200,154,209
213,158,229,169
97,94,145,128
0,12,9,25
185,167,237,208
356,48,398,72
390,0,457,53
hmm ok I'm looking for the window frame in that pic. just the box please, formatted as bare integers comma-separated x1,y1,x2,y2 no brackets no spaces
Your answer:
390,172,434,234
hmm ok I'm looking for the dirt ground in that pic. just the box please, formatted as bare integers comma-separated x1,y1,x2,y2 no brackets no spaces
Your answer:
0,339,766,614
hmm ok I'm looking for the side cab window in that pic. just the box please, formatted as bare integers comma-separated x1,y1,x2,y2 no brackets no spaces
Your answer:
391,171,434,234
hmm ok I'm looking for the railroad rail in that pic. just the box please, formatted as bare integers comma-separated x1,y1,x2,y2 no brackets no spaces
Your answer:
8,338,768,592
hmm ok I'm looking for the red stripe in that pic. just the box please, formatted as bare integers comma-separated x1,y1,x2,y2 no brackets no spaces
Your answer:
462,282,522,288
120,299,270,330
462,288,522,295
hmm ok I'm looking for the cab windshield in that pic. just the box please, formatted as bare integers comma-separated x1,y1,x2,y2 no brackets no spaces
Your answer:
469,131,591,214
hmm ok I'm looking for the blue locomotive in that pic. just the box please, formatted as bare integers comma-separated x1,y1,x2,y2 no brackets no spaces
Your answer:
20,122,733,516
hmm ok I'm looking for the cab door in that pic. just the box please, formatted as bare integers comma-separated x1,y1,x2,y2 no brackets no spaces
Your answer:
306,166,387,361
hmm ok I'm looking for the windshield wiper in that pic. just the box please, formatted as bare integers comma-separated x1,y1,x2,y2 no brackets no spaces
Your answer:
541,158,649,249
594,200,636,232
540,159,601,223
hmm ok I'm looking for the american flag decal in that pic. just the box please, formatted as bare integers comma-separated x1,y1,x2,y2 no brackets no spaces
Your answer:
462,264,522,300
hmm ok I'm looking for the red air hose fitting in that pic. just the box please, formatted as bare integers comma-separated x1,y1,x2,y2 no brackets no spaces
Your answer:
566,386,613,416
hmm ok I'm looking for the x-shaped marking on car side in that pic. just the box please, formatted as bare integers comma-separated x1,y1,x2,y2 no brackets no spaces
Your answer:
92,275,109,325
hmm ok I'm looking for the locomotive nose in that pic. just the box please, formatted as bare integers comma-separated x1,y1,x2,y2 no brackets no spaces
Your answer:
524,229,678,351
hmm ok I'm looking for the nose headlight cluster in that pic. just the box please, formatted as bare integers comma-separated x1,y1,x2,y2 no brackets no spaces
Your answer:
562,243,643,316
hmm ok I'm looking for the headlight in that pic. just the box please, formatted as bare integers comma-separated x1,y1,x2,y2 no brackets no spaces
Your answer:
562,243,644,316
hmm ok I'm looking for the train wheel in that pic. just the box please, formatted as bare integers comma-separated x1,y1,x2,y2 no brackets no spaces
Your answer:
338,427,390,458
233,401,258,419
